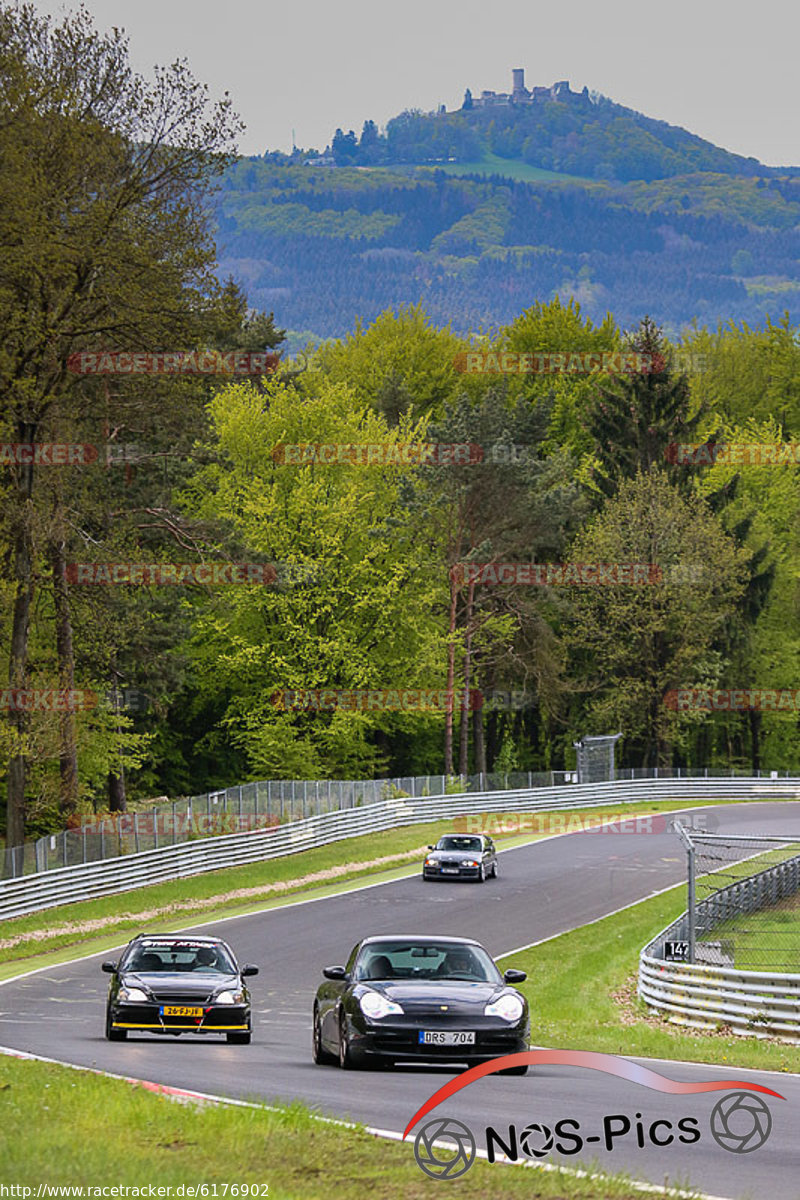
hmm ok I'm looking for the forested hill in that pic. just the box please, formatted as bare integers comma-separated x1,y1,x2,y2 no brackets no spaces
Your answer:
325,86,791,183
215,160,800,342
215,80,800,343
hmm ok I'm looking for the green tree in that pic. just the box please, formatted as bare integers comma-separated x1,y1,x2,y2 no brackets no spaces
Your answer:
314,304,468,424
565,469,747,767
179,376,448,779
0,2,241,857
584,316,705,499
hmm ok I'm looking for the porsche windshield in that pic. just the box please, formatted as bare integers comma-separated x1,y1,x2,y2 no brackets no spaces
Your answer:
354,941,500,982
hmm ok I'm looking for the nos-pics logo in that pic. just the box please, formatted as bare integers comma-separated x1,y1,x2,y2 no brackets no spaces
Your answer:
405,1050,783,1180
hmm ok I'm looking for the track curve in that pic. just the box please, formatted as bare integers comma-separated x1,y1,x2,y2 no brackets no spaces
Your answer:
2,802,799,1198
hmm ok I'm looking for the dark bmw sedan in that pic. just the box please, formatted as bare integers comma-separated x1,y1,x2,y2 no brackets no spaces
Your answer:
422,833,497,881
102,934,258,1043
312,934,529,1071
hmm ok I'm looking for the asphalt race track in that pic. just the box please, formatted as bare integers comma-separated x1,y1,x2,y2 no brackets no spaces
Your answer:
2,802,799,1198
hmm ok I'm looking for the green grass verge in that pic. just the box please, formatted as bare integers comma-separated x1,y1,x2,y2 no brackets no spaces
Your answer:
0,798,726,976
505,885,800,1074
0,1053,696,1197
703,890,800,973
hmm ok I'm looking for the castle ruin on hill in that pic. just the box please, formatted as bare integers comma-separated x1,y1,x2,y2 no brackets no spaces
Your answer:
465,68,588,109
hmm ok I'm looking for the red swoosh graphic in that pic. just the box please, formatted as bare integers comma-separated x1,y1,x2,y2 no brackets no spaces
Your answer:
402,1049,785,1139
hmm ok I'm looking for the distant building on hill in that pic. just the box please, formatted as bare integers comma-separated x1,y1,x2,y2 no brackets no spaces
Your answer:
465,69,584,110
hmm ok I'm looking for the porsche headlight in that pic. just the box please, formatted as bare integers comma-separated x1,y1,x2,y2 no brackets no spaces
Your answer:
119,986,148,1003
485,993,524,1022
215,989,245,1005
359,991,404,1020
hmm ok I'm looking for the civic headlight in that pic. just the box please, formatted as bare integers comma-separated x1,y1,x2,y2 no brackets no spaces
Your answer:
359,990,404,1020
118,986,148,1003
215,990,245,1005
485,993,524,1022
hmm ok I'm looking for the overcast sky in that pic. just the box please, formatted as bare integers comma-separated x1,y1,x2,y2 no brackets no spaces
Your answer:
31,0,800,167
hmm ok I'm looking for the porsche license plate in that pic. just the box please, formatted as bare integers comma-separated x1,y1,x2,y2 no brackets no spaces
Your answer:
419,1030,475,1045
160,1005,203,1017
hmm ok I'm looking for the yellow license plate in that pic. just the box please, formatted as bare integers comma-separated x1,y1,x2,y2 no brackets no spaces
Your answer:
161,1005,203,1017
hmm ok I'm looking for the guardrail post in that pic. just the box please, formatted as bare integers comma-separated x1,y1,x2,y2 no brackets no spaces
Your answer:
154,810,159,849
687,842,696,963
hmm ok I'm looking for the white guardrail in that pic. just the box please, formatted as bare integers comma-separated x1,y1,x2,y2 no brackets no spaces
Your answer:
638,954,800,1043
2,776,798,922
639,794,800,1042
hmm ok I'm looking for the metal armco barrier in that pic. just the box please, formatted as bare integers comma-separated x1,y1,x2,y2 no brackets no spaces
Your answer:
640,827,800,1041
1,775,798,922
639,956,800,1043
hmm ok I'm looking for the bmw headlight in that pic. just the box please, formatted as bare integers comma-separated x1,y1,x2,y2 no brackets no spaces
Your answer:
424,857,436,866
215,989,245,1005
359,990,404,1020
462,859,480,867
119,986,148,1003
485,993,524,1022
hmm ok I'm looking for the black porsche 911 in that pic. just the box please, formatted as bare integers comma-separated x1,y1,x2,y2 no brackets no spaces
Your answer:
312,934,529,1071
102,933,258,1043
422,833,498,881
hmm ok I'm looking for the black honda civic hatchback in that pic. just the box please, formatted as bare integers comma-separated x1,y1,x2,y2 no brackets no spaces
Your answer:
312,934,529,1071
102,933,258,1043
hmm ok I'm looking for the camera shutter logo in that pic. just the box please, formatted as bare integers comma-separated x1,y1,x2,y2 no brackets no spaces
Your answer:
520,1122,554,1159
414,1117,476,1179
710,1092,772,1153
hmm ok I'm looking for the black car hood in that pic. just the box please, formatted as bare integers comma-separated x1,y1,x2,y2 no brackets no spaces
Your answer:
124,971,240,996
363,979,510,1011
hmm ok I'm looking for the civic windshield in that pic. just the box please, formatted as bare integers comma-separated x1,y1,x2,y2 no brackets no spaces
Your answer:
125,940,236,975
354,941,500,982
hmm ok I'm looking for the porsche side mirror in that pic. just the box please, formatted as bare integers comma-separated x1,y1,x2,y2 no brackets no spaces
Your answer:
504,968,527,984
241,965,259,977
101,961,118,974
323,965,348,981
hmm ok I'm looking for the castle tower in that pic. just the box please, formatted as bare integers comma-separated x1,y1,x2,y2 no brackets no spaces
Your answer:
512,67,526,100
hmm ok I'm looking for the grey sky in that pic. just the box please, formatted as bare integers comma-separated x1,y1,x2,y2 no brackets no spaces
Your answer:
32,0,799,167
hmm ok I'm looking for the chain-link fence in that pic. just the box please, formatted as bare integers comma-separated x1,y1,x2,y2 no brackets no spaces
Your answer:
14,770,553,878
672,822,800,973
2,764,794,879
